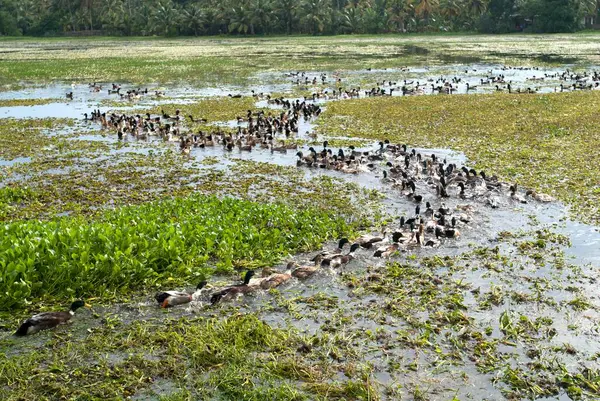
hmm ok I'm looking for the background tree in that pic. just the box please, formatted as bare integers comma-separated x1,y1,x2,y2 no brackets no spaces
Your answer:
274,0,298,34
299,0,331,34
182,3,206,35
0,0,597,36
152,0,180,36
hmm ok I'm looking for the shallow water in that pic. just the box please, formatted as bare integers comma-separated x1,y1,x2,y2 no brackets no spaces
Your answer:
1,63,597,119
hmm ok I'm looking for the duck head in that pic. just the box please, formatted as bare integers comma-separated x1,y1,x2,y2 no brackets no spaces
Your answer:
70,300,90,312
338,238,350,249
243,270,255,284
349,243,360,253
197,281,208,290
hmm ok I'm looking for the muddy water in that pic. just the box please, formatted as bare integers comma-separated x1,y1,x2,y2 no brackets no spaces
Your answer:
1,66,600,401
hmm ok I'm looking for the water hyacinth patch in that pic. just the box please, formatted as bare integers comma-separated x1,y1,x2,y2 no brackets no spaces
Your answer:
0,194,355,310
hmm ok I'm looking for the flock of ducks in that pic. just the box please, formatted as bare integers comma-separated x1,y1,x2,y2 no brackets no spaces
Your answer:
83,97,321,154
24,68,560,337
66,66,600,104
280,67,600,99
14,133,555,337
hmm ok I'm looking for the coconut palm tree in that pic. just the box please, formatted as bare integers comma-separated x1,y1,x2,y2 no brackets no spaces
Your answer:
100,0,126,34
52,0,78,31
249,0,274,34
387,0,414,32
273,0,297,33
439,0,462,28
151,0,180,36
466,0,487,17
182,3,206,36
300,0,331,34
341,5,363,33
415,0,438,27
228,5,253,34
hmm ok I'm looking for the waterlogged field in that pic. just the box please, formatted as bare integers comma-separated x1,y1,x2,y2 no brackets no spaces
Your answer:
0,35,599,401
1,34,600,88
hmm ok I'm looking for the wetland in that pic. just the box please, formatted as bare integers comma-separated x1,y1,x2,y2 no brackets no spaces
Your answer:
0,35,599,401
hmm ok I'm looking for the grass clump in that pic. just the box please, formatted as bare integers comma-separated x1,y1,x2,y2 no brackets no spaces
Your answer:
318,92,600,225
0,313,376,400
0,98,63,107
0,194,355,310
143,97,259,125
0,315,305,400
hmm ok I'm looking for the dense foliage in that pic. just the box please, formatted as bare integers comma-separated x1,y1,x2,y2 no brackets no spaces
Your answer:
0,194,354,309
0,0,596,36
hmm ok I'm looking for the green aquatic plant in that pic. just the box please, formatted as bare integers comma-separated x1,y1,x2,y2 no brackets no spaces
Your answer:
0,194,354,309
0,98,64,107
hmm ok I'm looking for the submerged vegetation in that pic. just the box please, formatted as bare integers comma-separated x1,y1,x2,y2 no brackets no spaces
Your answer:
0,314,376,400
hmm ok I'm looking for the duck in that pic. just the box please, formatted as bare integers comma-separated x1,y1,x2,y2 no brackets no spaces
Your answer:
188,115,208,123
15,300,90,336
236,139,252,152
509,185,527,204
355,232,385,249
435,225,460,239
210,270,256,304
526,190,554,202
327,243,360,268
291,257,322,279
257,265,293,289
381,170,399,185
155,281,207,308
312,238,349,261
270,143,287,153
373,232,404,257
424,236,441,248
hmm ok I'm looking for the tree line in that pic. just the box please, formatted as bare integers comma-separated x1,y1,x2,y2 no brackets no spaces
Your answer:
0,0,597,37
